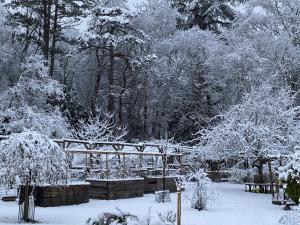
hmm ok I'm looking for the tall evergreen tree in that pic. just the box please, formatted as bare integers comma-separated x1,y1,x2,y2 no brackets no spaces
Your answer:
80,2,152,121
171,0,241,31
5,0,90,77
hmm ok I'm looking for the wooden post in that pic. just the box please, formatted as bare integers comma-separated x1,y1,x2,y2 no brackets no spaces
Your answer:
268,160,274,197
139,155,142,170
85,150,88,177
66,152,69,185
152,156,154,168
23,183,30,222
177,189,182,225
63,140,68,185
179,155,183,175
123,154,126,178
163,153,166,191
106,154,109,179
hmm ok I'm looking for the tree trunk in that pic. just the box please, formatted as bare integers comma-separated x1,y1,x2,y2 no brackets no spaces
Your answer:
118,65,128,125
49,0,58,78
20,26,32,63
91,49,103,114
118,94,123,124
143,81,148,137
107,44,115,113
256,161,264,183
42,0,51,62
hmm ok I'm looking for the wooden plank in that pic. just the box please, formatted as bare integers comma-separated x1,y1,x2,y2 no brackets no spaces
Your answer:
66,149,182,157
88,179,144,200
34,184,90,207
1,195,17,202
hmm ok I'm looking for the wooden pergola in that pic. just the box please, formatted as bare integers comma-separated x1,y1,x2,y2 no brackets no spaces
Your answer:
0,135,186,187
238,152,288,198
66,149,183,184
0,135,188,153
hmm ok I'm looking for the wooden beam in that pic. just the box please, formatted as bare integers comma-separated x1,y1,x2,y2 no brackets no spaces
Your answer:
66,149,183,157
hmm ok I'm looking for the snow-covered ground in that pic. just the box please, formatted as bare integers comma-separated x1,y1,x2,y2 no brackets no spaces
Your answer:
0,183,286,225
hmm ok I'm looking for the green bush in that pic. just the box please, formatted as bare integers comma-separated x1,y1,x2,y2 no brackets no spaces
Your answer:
285,177,300,204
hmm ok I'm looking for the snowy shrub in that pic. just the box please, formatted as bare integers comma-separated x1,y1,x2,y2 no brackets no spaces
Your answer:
0,55,71,138
73,110,127,141
0,131,69,186
86,212,138,225
279,150,300,204
187,169,218,210
229,168,254,184
0,106,70,138
86,209,176,225
279,151,300,182
279,207,300,225
157,211,176,225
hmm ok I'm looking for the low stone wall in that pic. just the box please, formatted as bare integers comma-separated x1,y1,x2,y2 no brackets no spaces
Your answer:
34,183,90,207
144,176,177,194
87,178,144,200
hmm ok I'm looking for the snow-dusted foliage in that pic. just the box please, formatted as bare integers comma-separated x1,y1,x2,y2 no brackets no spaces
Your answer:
197,82,300,163
279,150,300,181
0,131,68,186
86,209,176,225
135,0,179,40
277,150,300,204
0,55,70,138
73,110,127,141
228,167,254,184
171,0,238,31
187,169,218,210
81,4,146,50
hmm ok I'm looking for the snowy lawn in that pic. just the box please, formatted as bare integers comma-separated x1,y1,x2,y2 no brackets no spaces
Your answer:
0,183,286,225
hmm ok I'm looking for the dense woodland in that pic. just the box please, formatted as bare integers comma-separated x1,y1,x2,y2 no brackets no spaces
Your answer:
0,0,300,147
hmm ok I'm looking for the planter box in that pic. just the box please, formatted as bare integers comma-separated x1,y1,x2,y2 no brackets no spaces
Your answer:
144,176,177,194
87,178,144,200
34,183,90,207
1,195,17,202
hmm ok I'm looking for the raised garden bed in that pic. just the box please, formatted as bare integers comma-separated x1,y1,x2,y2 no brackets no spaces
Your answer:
87,178,144,200
1,195,17,202
144,176,177,194
34,183,90,207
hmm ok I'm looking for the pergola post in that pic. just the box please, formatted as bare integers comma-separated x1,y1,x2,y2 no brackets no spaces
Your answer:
106,154,109,179
267,160,274,197
162,153,167,191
